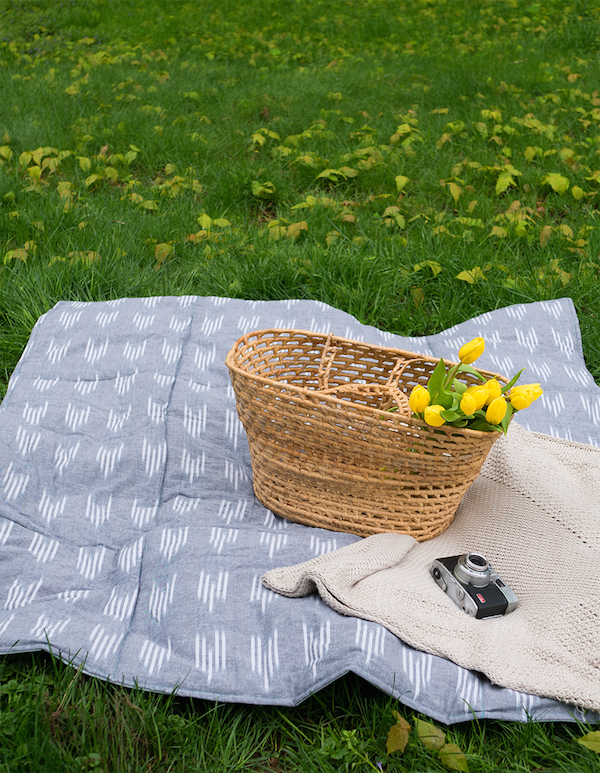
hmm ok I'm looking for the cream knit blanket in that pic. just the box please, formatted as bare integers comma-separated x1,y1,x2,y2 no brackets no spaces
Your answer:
263,424,600,710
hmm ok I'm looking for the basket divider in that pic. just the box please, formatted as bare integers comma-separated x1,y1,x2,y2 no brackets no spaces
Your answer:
387,356,423,389
317,332,338,390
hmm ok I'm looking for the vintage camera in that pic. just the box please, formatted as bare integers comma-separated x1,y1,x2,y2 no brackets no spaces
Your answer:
430,553,518,619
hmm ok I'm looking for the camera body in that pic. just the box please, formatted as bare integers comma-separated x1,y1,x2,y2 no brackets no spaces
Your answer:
431,553,518,619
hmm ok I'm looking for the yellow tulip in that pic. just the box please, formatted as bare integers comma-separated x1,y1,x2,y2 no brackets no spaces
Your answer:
510,391,532,411
485,396,508,425
529,385,543,401
424,404,446,427
460,392,477,416
408,384,431,414
458,337,485,365
484,379,502,405
510,383,543,411
511,383,542,400
464,385,488,412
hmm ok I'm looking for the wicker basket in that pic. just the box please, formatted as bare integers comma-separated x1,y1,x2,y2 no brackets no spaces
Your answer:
226,329,507,541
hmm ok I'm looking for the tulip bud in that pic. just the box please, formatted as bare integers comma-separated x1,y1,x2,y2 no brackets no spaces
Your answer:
511,383,542,400
458,337,485,365
485,396,508,425
464,385,488,412
408,384,431,414
460,392,477,416
510,382,537,393
424,404,446,427
510,391,532,411
484,379,502,405
530,385,543,401
510,383,543,411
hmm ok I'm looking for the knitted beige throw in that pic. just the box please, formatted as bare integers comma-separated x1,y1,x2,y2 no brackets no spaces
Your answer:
262,424,600,710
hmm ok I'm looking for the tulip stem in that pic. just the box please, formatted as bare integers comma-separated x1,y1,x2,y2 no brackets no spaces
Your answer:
444,362,460,389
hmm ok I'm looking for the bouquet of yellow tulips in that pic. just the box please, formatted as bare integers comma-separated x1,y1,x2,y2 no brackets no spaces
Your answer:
407,337,543,434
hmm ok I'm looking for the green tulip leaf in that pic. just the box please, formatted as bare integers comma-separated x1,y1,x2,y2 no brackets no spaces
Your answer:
428,387,453,408
436,390,455,409
428,358,446,396
441,409,460,421
452,379,468,394
457,363,487,382
444,362,461,388
500,403,514,434
500,368,525,394
466,418,499,432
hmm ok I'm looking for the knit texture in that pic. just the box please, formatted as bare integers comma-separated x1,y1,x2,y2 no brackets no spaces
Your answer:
263,423,600,710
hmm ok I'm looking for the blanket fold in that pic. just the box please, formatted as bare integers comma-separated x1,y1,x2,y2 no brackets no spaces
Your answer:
263,424,600,710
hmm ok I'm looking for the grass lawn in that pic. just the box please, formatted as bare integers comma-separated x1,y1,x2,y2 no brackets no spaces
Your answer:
1,0,600,770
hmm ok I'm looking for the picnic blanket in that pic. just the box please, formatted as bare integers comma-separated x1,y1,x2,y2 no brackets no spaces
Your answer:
1,294,599,724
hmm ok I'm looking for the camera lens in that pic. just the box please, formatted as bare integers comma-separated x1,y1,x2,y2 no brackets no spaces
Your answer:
432,567,441,579
455,553,491,588
467,553,487,568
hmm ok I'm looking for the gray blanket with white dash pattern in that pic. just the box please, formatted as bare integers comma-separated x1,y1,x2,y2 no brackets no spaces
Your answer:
0,295,598,724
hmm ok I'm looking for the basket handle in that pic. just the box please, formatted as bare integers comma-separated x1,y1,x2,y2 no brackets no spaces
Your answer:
381,388,412,417
318,381,412,419
317,333,338,390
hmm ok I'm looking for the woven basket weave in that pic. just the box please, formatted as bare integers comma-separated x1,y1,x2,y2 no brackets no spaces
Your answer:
226,329,507,541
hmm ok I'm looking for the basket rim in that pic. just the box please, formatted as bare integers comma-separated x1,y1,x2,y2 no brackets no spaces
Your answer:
226,328,509,440
226,327,447,366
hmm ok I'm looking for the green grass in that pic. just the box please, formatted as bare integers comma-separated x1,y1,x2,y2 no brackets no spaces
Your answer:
1,0,600,769
1,651,599,773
